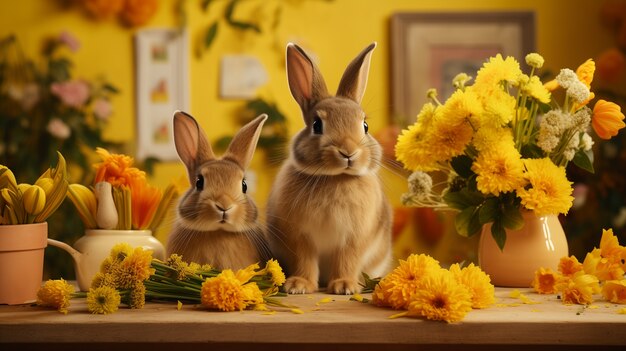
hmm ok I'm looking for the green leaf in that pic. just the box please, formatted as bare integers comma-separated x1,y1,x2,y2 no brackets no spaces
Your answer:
204,21,219,50
478,197,499,225
455,206,481,237
491,220,507,251
450,155,474,178
501,204,524,230
213,136,233,152
572,149,594,173
443,188,484,210
201,0,215,11
224,0,261,33
521,143,544,159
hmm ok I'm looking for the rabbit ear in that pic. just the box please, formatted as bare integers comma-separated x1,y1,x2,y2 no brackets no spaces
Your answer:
173,111,215,180
336,42,376,104
224,114,268,169
286,43,329,116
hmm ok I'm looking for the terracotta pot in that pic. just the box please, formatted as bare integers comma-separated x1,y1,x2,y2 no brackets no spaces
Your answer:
0,222,48,305
478,211,568,288
48,229,165,291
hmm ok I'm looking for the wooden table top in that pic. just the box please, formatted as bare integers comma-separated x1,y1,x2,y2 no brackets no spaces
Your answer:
1,287,625,350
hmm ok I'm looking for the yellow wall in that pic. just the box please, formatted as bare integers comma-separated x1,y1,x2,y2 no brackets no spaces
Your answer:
0,0,615,261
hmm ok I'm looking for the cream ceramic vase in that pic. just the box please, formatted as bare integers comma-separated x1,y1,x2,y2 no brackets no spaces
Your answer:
47,229,165,291
0,222,48,305
478,211,568,287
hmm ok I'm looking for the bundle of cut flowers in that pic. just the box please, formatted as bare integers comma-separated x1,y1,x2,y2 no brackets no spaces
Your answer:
395,53,625,249
366,254,495,323
36,243,286,314
0,152,68,225
532,228,626,307
68,147,178,231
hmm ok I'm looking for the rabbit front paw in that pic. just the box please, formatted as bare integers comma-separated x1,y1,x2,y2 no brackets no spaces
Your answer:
283,276,317,294
327,278,361,295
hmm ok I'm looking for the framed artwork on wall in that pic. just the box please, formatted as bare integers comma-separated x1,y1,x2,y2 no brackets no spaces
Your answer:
390,12,536,125
135,28,189,161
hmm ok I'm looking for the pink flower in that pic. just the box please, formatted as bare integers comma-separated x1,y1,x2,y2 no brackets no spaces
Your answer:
59,31,80,52
93,98,113,120
47,118,71,140
50,80,90,108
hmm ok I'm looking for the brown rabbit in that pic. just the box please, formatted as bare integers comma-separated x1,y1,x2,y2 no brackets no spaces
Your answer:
266,43,393,294
167,111,270,269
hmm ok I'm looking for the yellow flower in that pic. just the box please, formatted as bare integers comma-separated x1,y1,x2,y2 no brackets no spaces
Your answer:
263,259,286,287
110,242,134,261
472,147,525,196
117,247,155,288
525,53,545,69
36,279,75,314
372,254,442,310
235,263,260,283
601,280,626,304
517,158,574,216
474,88,516,127
449,263,495,309
576,59,595,89
474,54,522,89
532,267,560,294
129,283,146,309
555,271,599,305
201,269,260,311
67,184,98,229
558,255,584,277
522,76,551,104
407,270,472,323
166,254,198,280
600,228,624,264
87,286,121,314
592,99,625,140
395,103,439,171
583,248,624,282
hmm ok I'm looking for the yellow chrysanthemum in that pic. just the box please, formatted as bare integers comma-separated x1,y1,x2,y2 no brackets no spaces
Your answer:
449,263,495,309
474,88,516,127
395,103,440,171
114,247,155,289
472,147,526,196
472,126,514,152
517,158,574,216
166,254,197,280
555,271,600,305
474,54,522,89
36,279,75,314
407,270,472,323
558,255,584,277
531,267,560,294
372,254,442,310
601,280,626,304
583,248,625,282
264,259,286,286
235,263,260,283
600,228,625,265
86,285,121,314
201,269,262,311
129,283,146,309
109,242,133,261
522,75,551,104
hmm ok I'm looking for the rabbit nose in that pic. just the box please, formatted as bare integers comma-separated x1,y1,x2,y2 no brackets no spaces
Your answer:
215,203,232,212
339,149,360,167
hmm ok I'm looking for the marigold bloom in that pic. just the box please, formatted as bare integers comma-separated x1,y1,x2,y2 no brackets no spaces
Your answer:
449,263,495,309
120,247,155,283
592,100,625,140
129,283,146,309
264,259,286,286
407,271,472,323
474,54,522,89
555,271,600,305
532,267,560,294
558,255,584,277
472,147,526,196
517,158,574,216
87,286,121,314
93,147,146,187
201,269,262,311
36,279,75,314
372,254,442,309
601,280,626,304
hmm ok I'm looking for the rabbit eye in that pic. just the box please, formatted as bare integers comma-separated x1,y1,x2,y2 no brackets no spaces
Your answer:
363,121,369,134
312,117,323,135
195,175,204,191
242,179,248,194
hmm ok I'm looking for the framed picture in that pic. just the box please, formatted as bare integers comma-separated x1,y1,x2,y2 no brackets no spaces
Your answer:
390,12,535,124
135,28,189,161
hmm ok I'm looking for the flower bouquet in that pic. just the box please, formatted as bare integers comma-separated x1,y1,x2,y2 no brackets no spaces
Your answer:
396,53,626,249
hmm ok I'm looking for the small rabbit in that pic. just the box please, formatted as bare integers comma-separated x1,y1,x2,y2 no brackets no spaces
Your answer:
267,43,393,294
167,111,270,269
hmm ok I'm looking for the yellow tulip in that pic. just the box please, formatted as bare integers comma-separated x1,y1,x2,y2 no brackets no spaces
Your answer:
35,177,54,195
23,185,46,216
68,184,98,229
0,166,18,191
592,99,626,140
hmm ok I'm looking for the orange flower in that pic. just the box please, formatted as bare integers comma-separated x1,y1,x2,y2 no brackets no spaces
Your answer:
555,271,599,305
532,267,560,294
130,177,162,230
601,280,626,304
122,0,159,27
558,256,584,277
93,148,146,187
575,59,595,88
592,99,625,140
596,48,625,83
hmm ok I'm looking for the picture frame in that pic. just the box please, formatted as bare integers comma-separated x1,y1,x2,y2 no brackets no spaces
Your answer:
390,12,535,125
134,28,190,161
